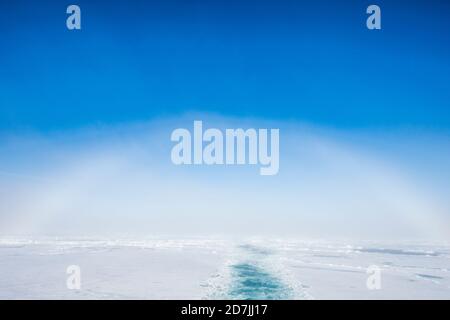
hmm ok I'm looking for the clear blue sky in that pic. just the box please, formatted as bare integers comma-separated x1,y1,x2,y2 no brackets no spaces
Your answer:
1,0,449,131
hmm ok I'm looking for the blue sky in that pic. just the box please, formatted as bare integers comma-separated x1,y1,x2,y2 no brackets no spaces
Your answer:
1,1,450,239
1,0,450,131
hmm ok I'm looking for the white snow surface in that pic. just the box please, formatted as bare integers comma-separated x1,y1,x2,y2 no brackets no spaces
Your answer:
0,236,449,299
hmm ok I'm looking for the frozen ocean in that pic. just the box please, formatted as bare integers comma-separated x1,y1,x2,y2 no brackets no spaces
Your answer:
0,236,449,299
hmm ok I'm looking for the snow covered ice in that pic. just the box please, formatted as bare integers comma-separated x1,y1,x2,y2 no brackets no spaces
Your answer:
0,236,449,299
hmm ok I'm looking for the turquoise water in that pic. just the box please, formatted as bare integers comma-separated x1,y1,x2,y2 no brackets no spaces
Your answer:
228,263,293,299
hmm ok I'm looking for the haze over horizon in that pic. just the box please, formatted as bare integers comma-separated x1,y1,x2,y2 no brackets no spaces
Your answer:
1,0,450,242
